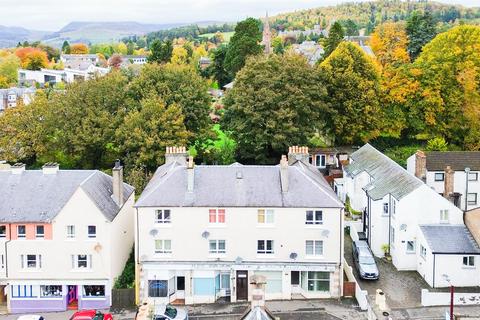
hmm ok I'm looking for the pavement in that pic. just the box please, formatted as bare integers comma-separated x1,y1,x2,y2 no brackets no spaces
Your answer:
0,299,367,320
344,234,429,308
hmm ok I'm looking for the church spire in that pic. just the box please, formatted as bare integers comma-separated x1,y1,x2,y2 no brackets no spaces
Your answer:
262,11,272,55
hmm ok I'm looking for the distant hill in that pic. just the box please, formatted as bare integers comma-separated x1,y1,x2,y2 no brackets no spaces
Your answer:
0,25,49,48
271,0,480,33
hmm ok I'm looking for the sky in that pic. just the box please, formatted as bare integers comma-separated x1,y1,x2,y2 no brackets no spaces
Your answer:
1,0,478,31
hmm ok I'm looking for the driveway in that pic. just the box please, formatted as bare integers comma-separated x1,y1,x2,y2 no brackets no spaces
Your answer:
345,235,430,308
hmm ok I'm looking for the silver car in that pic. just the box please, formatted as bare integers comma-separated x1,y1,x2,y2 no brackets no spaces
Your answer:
153,305,188,320
353,240,379,280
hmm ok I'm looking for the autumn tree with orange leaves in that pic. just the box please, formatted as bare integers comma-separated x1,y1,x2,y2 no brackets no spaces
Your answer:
70,43,89,54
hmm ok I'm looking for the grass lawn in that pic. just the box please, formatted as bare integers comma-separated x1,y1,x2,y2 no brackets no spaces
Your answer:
199,31,235,42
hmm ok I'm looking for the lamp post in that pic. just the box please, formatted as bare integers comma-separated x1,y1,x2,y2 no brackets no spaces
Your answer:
465,167,471,212
443,274,454,320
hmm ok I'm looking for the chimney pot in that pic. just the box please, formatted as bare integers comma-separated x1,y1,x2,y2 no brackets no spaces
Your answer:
287,145,310,165
42,162,59,175
165,146,188,166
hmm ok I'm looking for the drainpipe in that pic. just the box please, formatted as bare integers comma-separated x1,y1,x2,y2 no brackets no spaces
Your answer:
432,254,436,288
5,224,12,278
135,208,140,305
388,195,391,256
339,207,344,297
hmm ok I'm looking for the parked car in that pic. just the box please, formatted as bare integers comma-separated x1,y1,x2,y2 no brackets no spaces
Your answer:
153,305,188,320
17,316,44,320
353,240,379,280
69,310,113,320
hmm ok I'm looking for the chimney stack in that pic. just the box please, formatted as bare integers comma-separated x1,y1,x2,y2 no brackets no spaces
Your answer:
250,274,267,309
280,155,289,193
444,166,454,200
42,162,59,174
0,161,11,171
112,160,124,206
165,146,188,166
187,156,194,192
288,146,310,165
415,150,426,181
11,163,25,175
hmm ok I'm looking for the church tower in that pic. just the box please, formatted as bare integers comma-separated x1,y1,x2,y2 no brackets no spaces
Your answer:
261,12,272,55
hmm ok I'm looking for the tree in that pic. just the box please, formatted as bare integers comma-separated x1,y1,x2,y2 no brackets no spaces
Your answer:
319,42,382,144
223,54,327,163
171,46,188,65
116,95,190,171
62,40,71,54
369,22,410,67
343,19,359,36
208,45,231,88
426,137,448,151
70,43,89,54
224,18,263,77
323,21,345,58
0,54,21,85
23,50,49,70
109,54,123,68
126,41,135,55
148,39,173,64
114,42,128,55
272,36,284,54
406,11,437,60
128,63,211,137
37,44,60,61
409,25,480,150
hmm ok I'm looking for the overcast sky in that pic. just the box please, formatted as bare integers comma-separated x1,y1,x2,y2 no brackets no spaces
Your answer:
1,0,478,31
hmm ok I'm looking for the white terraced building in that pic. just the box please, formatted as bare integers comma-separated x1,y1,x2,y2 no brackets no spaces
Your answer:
135,146,345,305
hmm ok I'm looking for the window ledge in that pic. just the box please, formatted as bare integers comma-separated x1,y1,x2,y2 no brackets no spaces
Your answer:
154,223,172,227
207,224,227,228
256,254,275,259
462,266,476,270
256,225,275,228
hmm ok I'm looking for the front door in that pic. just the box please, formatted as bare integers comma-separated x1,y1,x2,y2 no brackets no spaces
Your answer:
67,285,78,310
291,271,301,294
236,271,248,300
176,276,185,299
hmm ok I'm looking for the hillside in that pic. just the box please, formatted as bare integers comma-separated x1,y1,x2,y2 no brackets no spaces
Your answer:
271,0,480,32
0,25,48,48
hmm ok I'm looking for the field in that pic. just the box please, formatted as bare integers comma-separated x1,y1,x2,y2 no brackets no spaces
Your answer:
198,31,234,42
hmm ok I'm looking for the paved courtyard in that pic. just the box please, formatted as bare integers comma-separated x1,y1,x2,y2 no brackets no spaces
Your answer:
344,234,430,308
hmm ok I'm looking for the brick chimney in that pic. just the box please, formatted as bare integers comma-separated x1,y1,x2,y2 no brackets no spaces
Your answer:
280,155,289,193
414,150,426,180
444,166,454,199
288,146,309,165
165,146,188,166
112,160,124,206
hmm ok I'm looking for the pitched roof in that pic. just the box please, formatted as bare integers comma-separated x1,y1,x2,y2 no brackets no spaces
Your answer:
135,161,343,208
420,225,480,254
426,151,480,171
0,169,134,223
345,144,423,200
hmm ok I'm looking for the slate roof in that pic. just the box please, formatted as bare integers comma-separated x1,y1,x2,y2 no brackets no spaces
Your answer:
0,169,134,223
426,151,480,171
135,161,343,208
420,225,480,254
345,144,423,200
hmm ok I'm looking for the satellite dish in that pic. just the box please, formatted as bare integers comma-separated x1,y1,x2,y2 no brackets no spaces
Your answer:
235,256,243,264
400,224,407,231
289,252,298,260
321,229,330,237
94,243,102,252
149,229,158,236
202,231,210,239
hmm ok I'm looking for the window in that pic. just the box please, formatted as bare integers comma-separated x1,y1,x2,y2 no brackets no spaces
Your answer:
434,173,445,181
467,193,478,205
257,209,274,224
156,209,171,223
11,285,34,298
40,285,62,297
72,254,92,269
0,226,6,238
17,225,26,238
382,203,389,215
305,210,323,225
302,271,330,292
306,240,323,256
440,210,449,223
220,273,230,289
155,240,172,254
406,241,415,253
148,280,168,297
463,256,475,267
209,209,225,223
257,240,274,254
21,254,41,269
67,225,75,239
209,240,226,254
83,285,105,297
468,173,478,181
87,225,96,238
420,245,427,259
36,225,44,238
